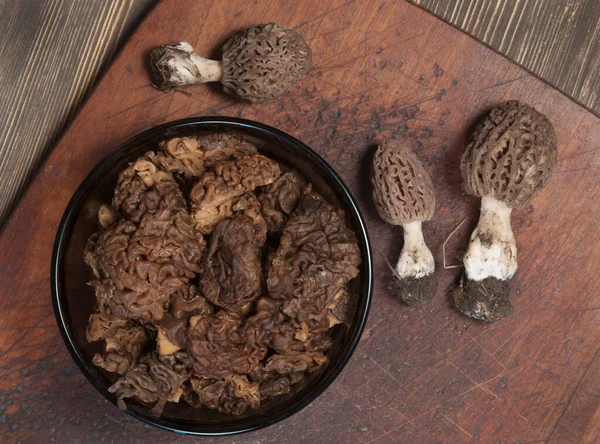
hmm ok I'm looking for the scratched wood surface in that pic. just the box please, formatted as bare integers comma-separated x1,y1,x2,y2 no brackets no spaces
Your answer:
2,0,600,232
0,0,155,227
412,0,600,114
1,0,600,442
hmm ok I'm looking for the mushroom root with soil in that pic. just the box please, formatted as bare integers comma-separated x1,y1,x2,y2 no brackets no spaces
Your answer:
456,100,557,322
150,23,312,102
371,140,438,306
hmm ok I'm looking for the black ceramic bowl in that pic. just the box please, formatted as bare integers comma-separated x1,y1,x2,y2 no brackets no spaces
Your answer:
51,117,372,436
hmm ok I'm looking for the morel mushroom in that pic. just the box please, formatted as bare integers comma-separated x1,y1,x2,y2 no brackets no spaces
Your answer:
457,101,557,321
372,140,437,305
150,23,312,102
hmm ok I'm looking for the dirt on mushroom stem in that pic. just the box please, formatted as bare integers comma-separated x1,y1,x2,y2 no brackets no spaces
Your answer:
371,140,437,306
391,273,439,306
457,101,557,322
396,221,435,279
463,196,517,282
455,276,512,322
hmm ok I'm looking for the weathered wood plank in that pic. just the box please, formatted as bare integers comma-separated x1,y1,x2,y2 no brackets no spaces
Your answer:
1,0,599,442
411,0,600,113
0,0,155,226
1,0,599,231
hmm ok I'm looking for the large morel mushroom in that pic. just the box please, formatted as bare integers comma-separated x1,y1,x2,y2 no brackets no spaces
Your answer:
372,140,438,305
150,23,312,102
457,101,557,322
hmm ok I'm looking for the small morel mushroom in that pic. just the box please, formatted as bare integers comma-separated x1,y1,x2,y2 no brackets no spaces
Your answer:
457,101,557,321
150,23,312,102
371,140,438,305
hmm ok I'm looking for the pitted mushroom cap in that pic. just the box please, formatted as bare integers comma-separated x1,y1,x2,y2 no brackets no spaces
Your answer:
221,23,312,103
461,101,557,208
371,140,436,225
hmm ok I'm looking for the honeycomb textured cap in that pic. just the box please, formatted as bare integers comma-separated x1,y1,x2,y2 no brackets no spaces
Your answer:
221,23,312,103
461,101,558,208
371,140,436,225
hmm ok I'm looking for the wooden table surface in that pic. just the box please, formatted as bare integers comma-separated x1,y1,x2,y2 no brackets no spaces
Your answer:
1,0,600,443
0,0,599,227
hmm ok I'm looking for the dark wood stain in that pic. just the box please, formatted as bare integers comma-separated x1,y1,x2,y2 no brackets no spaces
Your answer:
2,0,600,229
1,0,600,442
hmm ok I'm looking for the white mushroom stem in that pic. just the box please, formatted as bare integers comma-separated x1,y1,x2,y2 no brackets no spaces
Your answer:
158,42,222,86
463,196,517,281
396,221,435,279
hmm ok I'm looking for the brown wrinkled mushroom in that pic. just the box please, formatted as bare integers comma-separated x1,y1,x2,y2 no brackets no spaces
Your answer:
150,23,312,102
97,204,118,229
156,314,188,356
84,135,364,416
154,134,259,179
371,140,437,305
189,154,280,233
457,101,557,322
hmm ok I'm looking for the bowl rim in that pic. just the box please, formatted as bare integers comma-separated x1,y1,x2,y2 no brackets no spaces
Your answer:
51,116,373,436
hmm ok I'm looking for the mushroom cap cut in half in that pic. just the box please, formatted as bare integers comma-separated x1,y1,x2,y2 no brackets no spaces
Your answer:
372,140,436,226
460,100,557,208
221,23,313,103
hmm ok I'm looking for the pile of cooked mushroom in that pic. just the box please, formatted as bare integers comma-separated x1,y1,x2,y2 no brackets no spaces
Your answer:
85,134,361,416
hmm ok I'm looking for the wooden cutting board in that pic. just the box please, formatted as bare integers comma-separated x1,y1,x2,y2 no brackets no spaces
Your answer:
1,0,599,442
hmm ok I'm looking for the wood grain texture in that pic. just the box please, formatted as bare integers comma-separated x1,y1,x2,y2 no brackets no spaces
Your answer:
0,0,155,226
1,0,600,442
411,0,600,113
2,0,599,234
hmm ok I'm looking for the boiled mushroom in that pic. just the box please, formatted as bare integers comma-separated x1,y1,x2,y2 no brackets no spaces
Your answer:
150,23,312,102
372,140,438,305
457,101,557,321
